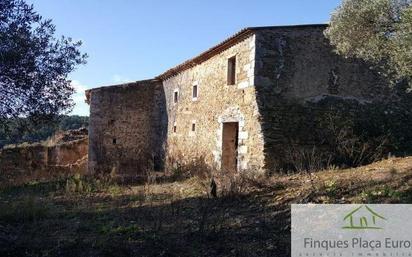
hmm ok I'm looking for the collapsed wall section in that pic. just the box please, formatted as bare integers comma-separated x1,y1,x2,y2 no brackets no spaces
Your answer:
0,129,88,185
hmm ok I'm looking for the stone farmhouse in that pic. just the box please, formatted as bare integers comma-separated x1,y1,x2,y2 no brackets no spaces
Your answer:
85,24,387,176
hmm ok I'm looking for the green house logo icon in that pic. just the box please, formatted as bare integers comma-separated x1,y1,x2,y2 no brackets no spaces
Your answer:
342,205,386,230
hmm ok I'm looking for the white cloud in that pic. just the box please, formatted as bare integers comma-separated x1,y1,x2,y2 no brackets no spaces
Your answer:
70,80,89,116
71,80,87,102
112,74,132,84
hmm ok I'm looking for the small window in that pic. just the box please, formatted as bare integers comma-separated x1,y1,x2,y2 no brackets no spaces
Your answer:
112,138,117,144
173,123,177,133
191,122,196,132
227,56,236,85
173,90,179,104
192,85,198,99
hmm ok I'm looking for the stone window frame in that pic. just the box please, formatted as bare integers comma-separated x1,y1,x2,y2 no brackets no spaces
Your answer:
192,82,198,101
173,88,179,104
189,120,197,136
173,122,177,133
227,55,237,85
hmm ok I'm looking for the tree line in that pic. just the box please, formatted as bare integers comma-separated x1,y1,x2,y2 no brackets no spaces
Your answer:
0,115,89,148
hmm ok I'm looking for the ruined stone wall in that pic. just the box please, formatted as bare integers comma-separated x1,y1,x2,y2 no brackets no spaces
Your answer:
254,26,390,171
47,138,88,166
162,34,265,172
88,80,166,176
0,135,88,185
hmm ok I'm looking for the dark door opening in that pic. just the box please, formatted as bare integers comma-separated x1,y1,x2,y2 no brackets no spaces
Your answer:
221,122,239,172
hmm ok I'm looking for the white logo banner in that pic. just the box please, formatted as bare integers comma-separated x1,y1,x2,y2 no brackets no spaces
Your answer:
292,204,412,257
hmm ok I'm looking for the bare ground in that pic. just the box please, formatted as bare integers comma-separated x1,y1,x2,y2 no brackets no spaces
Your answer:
0,157,411,257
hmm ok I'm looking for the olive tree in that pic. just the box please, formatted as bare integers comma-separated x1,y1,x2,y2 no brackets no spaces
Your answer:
0,0,87,120
325,0,412,88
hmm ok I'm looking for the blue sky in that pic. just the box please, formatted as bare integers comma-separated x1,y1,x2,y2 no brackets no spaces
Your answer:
27,0,342,116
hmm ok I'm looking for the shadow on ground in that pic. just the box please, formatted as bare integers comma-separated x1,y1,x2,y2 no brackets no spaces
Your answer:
1,158,412,257
0,181,290,257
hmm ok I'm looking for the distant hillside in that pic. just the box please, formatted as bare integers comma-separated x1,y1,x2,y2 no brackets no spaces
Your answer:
0,115,89,148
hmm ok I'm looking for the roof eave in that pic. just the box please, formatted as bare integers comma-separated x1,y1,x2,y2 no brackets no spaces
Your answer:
156,24,328,81
156,28,255,81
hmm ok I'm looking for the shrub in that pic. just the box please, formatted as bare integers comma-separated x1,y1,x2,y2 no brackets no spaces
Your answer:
65,173,116,195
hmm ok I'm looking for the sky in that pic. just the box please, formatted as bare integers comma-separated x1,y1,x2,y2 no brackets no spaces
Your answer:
27,0,342,116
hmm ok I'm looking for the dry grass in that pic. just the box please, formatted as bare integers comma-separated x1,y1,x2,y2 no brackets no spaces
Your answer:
0,157,411,256
266,156,412,204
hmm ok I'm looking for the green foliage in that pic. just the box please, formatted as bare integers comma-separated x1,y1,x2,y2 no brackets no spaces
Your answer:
58,115,89,131
325,180,339,197
325,0,412,88
0,115,88,148
64,173,119,196
65,173,94,194
0,0,87,119
99,224,140,236
359,185,402,202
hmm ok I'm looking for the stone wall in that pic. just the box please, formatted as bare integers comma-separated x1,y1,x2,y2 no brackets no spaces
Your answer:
87,25,411,175
0,130,88,185
254,26,390,171
162,34,265,173
255,26,387,101
87,80,167,176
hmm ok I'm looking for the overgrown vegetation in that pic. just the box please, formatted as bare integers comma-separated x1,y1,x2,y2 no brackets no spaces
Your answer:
277,94,412,172
0,157,411,256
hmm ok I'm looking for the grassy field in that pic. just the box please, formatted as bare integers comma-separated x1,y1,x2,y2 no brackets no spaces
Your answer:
1,157,412,257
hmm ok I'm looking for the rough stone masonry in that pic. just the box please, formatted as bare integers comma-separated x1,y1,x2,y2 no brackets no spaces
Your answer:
85,24,390,177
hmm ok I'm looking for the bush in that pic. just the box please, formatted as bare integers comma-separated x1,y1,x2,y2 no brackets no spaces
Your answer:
65,173,117,195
